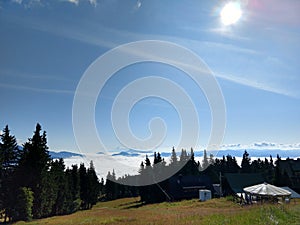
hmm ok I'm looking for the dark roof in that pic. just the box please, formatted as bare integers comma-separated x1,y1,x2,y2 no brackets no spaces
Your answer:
281,186,300,198
224,173,264,194
278,158,300,176
290,159,300,171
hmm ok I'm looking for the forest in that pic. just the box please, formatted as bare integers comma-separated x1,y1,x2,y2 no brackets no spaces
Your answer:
0,124,102,223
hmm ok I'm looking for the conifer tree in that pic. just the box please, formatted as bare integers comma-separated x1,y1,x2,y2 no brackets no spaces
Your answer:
50,158,67,215
79,163,89,209
16,123,52,218
138,161,145,174
0,125,20,170
86,161,100,208
0,125,20,222
241,150,251,173
190,148,195,163
179,149,188,162
170,147,178,165
13,187,34,222
202,149,209,169
65,165,81,213
145,155,151,167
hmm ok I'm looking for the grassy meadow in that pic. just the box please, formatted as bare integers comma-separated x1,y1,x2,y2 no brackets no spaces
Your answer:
14,198,300,225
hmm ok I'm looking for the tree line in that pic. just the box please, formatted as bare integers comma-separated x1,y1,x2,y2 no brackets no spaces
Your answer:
0,124,102,223
105,147,295,203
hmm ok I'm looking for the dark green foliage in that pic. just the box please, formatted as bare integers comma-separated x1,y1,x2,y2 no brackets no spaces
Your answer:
50,159,68,215
87,161,100,207
13,187,34,222
64,165,81,214
79,162,100,209
241,150,251,173
16,123,52,218
0,125,20,222
0,125,20,170
105,170,118,200
0,124,101,223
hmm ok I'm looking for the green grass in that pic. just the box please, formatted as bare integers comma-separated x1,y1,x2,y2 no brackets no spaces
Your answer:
13,198,300,225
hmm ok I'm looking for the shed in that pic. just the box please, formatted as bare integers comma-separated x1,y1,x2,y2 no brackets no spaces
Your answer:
199,189,211,201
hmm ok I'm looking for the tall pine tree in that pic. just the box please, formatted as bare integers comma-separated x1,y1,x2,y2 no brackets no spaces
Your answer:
16,123,52,218
0,125,20,222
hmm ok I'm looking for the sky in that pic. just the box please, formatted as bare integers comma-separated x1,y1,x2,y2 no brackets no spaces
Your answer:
1,0,300,154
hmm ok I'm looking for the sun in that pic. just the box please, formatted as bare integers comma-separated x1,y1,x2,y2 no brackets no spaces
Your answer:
220,2,242,26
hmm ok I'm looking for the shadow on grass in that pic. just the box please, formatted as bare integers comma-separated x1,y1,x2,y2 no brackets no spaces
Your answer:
123,201,147,209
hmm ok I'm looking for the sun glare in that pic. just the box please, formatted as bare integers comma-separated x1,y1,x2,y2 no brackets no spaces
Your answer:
220,2,242,26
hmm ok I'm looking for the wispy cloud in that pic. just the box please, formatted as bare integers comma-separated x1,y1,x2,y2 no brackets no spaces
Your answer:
1,69,74,83
11,0,23,4
0,83,74,95
207,27,250,41
202,41,260,55
63,0,79,6
10,0,98,8
215,72,298,99
182,26,250,42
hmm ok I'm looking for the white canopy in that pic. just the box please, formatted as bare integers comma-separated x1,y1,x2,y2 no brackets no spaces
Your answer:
243,182,291,197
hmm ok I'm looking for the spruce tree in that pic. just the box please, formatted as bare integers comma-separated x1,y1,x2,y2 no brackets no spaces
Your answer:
202,149,209,169
13,187,34,222
0,125,20,170
50,158,67,215
145,155,151,167
170,147,178,165
0,125,20,222
16,123,52,218
86,161,99,208
65,165,81,213
79,163,89,209
241,150,251,173
179,149,188,162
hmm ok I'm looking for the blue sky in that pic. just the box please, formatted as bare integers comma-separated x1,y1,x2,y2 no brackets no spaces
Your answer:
0,0,300,153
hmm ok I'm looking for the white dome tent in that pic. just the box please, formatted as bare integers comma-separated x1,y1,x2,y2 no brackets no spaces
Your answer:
243,182,291,204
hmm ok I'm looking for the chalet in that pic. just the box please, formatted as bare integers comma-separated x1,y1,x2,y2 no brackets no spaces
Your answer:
167,174,213,200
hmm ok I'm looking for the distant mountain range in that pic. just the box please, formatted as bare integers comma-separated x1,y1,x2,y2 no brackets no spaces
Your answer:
49,151,83,159
17,146,84,160
48,149,300,160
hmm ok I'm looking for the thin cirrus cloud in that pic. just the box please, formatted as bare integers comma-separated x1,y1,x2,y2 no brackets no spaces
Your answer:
62,0,98,7
10,0,98,7
1,69,74,83
0,82,74,95
215,72,298,99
